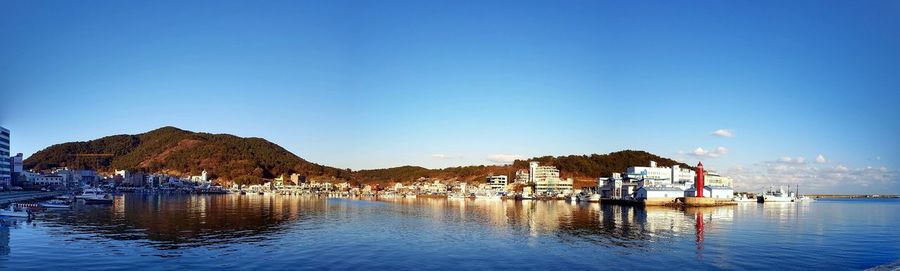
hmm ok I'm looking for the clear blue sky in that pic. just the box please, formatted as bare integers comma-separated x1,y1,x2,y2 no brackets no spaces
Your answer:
1,0,898,193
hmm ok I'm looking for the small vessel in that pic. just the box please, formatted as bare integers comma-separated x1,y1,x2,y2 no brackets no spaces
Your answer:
797,196,815,202
588,194,601,203
39,199,72,209
0,204,30,217
733,194,756,202
448,193,466,199
758,186,794,203
80,188,113,204
76,188,106,200
475,193,502,200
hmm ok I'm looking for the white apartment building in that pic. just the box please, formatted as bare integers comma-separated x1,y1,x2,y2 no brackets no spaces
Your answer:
529,162,573,195
486,175,508,191
626,161,695,189
704,171,734,187
30,175,65,186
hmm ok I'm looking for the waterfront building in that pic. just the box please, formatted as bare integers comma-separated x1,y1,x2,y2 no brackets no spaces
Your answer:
486,175,508,191
529,162,573,195
0,127,10,188
29,175,65,187
704,171,733,187
625,161,695,190
684,186,734,199
598,173,640,198
190,169,209,183
10,153,23,186
290,173,304,185
514,169,529,183
74,170,99,186
636,186,684,199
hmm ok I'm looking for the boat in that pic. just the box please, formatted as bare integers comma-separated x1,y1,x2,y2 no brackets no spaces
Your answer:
448,193,466,199
733,194,756,202
39,200,72,209
0,204,30,217
797,196,815,202
80,189,113,204
475,193,502,200
588,194,602,202
757,186,794,203
76,188,106,200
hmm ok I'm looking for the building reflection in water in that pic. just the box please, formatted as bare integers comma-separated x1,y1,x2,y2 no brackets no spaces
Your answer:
38,194,739,253
40,194,331,250
0,220,9,256
377,197,735,252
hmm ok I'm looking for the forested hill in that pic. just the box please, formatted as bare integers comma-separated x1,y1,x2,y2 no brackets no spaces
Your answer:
24,126,351,183
354,150,694,186
25,127,692,187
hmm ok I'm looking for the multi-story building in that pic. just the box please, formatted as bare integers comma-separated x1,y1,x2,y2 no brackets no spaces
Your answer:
10,153,23,186
485,175,508,191
704,171,733,187
529,162,573,195
30,175,65,187
0,127,10,188
625,161,695,190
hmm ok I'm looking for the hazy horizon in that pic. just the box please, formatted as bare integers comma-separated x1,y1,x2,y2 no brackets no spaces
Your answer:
2,0,898,194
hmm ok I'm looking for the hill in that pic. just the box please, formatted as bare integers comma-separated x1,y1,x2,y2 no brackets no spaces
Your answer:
354,150,694,188
25,127,693,188
24,127,351,184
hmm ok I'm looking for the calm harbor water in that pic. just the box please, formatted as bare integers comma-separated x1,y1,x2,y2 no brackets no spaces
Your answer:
0,195,898,270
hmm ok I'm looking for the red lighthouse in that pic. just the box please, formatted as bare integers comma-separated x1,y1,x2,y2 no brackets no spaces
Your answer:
696,161,705,197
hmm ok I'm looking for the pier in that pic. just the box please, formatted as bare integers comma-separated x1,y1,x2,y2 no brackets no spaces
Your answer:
0,191,64,205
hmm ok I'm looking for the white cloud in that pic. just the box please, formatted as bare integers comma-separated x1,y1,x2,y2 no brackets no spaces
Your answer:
815,154,827,164
431,154,462,160
688,146,729,158
487,154,522,164
725,158,898,194
711,129,735,138
779,156,806,164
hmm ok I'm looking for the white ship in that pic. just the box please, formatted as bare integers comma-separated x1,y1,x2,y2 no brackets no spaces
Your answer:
757,186,794,203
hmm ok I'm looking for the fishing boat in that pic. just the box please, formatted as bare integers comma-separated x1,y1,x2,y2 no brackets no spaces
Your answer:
757,186,794,203
0,204,30,217
39,199,72,209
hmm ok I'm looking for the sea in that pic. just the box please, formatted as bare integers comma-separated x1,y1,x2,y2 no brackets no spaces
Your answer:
0,194,898,270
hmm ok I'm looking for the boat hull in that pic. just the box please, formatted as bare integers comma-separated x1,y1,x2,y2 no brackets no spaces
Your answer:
0,211,29,217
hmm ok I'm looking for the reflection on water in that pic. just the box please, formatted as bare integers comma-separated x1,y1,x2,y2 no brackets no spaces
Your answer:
31,195,743,253
0,196,897,270
40,194,330,250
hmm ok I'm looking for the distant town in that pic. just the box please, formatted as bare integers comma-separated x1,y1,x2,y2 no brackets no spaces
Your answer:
0,126,894,210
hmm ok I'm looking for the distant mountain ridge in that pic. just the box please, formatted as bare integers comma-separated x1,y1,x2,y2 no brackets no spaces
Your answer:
25,127,692,187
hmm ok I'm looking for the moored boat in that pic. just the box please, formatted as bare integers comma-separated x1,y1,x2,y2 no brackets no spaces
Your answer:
733,194,756,202
39,200,72,209
80,189,114,204
758,186,794,203
0,204,30,217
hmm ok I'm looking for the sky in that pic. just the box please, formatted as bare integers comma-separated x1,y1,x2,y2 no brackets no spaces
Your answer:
1,0,898,193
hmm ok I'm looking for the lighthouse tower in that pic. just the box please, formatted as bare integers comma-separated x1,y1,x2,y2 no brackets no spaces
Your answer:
695,162,705,197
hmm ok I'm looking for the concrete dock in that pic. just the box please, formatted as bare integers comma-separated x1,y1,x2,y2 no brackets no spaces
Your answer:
0,191,64,205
